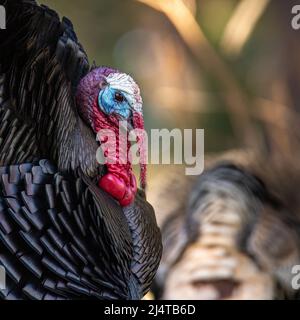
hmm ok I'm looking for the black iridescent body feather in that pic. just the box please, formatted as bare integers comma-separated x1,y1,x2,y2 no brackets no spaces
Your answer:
0,0,162,300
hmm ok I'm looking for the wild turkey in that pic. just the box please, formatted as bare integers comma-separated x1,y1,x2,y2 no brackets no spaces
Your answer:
146,1,300,298
0,0,162,300
151,146,300,299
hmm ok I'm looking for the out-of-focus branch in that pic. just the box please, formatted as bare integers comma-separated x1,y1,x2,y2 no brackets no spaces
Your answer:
220,0,270,57
254,79,297,157
182,0,197,17
136,0,259,148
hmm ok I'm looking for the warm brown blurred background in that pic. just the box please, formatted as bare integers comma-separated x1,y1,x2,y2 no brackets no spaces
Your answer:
42,0,300,162
41,0,300,299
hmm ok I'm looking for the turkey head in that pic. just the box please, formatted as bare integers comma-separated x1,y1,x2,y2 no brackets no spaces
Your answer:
76,67,146,207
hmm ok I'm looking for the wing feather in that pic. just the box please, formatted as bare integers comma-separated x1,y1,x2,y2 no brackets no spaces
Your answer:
0,0,90,166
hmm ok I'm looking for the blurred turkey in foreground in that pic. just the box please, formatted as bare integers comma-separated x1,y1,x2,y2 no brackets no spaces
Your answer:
150,145,300,299
0,0,162,300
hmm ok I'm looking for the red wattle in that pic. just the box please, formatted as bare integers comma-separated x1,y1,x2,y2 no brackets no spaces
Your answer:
119,189,134,207
119,173,137,207
98,171,137,207
98,173,126,202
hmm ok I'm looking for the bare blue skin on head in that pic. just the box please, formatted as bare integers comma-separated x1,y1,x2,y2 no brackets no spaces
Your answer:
98,87,132,119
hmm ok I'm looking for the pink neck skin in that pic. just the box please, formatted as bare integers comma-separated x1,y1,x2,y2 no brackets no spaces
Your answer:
92,99,137,207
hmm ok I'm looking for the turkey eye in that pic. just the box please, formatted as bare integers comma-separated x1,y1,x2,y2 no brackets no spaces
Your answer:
114,92,124,102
